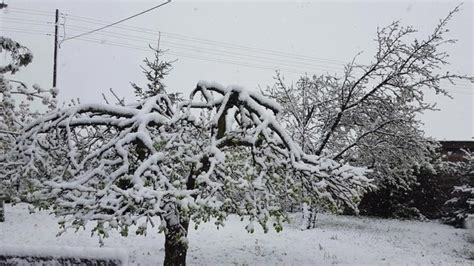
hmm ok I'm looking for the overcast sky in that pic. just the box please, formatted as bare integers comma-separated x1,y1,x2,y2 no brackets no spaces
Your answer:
1,0,473,140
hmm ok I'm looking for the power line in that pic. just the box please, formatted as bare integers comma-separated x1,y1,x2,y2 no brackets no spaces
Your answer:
0,9,368,67
55,19,347,69
2,16,343,71
0,15,347,71
61,0,171,43
1,9,54,17
1,18,53,29
2,21,471,88
73,37,312,75
62,25,344,72
60,13,347,65
4,6,53,15
0,17,52,24
4,7,473,81
160,32,346,65
160,41,343,72
2,27,471,95
1,28,53,36
78,38,472,93
68,37,474,90
2,11,472,91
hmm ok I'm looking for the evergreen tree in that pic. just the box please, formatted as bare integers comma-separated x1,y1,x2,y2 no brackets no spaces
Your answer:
444,150,474,228
130,47,180,102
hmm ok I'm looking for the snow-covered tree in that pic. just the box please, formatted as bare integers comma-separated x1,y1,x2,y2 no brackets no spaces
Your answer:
264,6,472,222
444,150,473,228
127,47,181,105
130,47,174,100
5,80,371,264
0,37,57,222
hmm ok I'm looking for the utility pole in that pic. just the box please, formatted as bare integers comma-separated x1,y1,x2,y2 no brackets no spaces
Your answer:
53,9,59,88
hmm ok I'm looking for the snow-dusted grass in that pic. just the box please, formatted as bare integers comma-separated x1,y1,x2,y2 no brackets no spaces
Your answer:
1,203,472,265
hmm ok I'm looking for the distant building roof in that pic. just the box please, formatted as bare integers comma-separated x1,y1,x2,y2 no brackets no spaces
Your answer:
439,140,474,162
439,140,474,151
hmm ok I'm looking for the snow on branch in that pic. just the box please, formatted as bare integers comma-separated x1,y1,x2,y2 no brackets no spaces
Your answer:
0,37,58,203
0,37,33,75
6,82,371,237
264,6,472,193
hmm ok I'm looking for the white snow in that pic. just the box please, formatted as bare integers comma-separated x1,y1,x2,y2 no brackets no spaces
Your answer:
1,203,472,265
0,245,128,264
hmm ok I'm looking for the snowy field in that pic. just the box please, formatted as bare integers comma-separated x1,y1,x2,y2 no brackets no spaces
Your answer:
1,203,472,265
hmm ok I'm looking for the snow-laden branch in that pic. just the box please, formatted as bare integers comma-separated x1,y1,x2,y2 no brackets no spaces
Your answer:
0,37,58,204
5,82,371,238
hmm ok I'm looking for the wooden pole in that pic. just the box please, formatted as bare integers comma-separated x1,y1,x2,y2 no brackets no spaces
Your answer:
53,9,59,88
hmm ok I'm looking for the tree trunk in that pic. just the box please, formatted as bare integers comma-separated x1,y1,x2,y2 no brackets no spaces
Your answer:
162,207,190,266
163,222,189,266
162,164,197,265
308,204,318,229
301,203,318,230
0,197,4,222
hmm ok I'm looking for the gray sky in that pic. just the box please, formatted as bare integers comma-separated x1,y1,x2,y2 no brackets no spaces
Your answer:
1,0,473,140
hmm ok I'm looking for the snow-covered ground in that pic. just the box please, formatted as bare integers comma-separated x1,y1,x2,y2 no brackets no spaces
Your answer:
1,203,472,265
